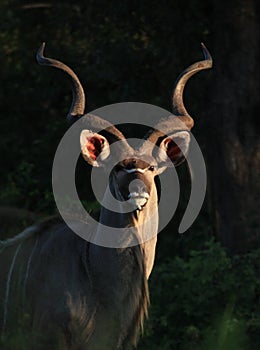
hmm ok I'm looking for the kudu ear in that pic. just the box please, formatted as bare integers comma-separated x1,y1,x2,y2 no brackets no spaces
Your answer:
156,131,191,168
80,130,110,167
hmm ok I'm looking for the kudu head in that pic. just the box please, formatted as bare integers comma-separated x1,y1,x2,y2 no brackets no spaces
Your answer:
37,43,212,218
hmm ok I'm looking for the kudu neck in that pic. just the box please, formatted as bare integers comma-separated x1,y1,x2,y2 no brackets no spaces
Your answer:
90,177,159,279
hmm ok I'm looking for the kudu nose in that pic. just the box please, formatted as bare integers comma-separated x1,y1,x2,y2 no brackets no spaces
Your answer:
129,179,147,195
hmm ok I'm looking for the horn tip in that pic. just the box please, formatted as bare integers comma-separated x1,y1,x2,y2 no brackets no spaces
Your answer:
200,42,213,66
36,42,46,63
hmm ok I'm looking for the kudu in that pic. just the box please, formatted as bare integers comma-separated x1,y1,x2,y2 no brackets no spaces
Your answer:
0,43,212,349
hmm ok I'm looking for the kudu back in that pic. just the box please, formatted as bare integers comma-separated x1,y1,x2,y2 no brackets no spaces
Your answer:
0,44,212,349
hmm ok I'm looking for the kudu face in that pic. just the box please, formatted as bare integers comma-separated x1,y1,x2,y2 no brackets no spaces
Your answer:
114,158,156,210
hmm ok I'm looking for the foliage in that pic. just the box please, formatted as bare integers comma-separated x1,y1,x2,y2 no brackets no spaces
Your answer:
139,239,260,350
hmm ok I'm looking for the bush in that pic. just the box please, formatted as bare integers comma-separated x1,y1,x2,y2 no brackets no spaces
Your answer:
139,239,260,350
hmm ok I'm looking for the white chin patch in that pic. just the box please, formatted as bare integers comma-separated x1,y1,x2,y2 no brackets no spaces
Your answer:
128,192,149,210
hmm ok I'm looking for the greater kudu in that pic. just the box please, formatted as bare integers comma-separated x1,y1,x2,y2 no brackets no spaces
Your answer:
0,43,212,349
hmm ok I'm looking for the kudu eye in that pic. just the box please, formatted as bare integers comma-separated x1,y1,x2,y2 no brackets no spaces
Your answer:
149,166,155,171
115,164,123,172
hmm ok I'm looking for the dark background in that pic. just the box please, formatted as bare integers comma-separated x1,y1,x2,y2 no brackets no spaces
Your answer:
0,1,259,349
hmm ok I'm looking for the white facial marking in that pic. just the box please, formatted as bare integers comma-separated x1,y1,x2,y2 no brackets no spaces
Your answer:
124,168,146,174
128,192,150,199
128,192,150,209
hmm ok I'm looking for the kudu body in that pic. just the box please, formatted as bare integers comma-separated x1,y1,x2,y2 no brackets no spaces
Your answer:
0,44,212,349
